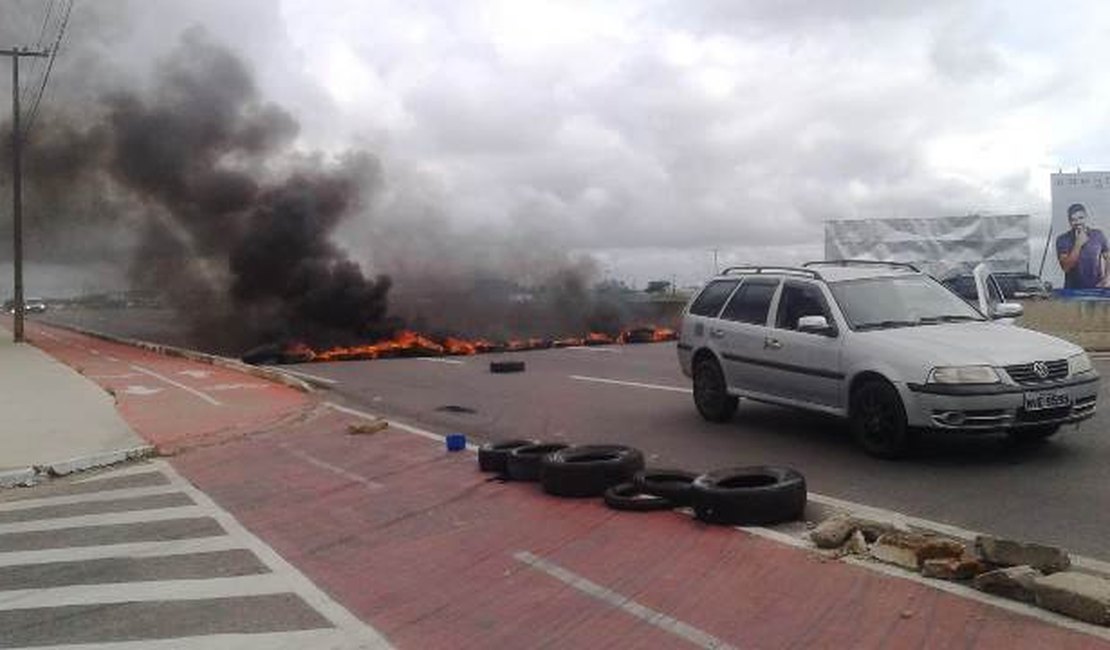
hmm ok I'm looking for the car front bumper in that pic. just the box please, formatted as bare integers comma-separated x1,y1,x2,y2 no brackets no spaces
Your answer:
903,373,1100,432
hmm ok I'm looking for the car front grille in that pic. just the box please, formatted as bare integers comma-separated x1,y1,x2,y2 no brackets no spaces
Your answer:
1004,359,1068,385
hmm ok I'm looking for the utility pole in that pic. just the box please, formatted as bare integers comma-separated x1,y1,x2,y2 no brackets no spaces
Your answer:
2,46,50,343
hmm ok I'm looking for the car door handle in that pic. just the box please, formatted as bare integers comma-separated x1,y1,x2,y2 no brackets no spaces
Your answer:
709,328,725,339
764,337,782,350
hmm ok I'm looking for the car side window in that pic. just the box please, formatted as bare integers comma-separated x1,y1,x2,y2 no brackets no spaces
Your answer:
688,280,739,317
775,282,832,331
720,278,778,324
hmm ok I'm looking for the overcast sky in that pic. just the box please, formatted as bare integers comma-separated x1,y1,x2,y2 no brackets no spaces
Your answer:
3,0,1110,292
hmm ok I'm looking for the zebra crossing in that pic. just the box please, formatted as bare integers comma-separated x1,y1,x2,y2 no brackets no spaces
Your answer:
0,460,391,649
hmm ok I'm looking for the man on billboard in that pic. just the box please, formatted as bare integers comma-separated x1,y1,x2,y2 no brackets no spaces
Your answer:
1056,203,1110,289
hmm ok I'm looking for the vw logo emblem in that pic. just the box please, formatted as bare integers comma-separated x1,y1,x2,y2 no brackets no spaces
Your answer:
1032,361,1050,379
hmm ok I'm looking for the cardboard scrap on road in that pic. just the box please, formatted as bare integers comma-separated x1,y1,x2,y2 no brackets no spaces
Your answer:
348,419,389,435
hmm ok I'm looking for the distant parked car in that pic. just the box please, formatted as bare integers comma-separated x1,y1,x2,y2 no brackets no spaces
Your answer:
3,298,47,314
942,271,1049,303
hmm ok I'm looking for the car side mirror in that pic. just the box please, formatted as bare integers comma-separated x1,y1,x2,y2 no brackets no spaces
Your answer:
797,315,835,335
992,302,1023,319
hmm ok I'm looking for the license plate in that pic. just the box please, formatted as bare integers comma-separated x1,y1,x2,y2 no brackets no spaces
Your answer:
1023,390,1071,411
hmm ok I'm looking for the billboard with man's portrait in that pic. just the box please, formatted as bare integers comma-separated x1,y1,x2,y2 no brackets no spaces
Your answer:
1050,172,1110,296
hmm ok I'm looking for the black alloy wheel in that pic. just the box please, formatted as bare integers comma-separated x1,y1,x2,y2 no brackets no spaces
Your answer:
850,379,914,459
693,357,738,422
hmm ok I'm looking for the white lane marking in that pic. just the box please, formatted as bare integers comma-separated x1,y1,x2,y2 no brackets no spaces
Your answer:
205,383,269,391
514,551,737,650
564,346,623,354
324,402,480,452
159,461,392,648
35,629,369,650
0,537,245,568
121,385,164,396
0,573,292,609
33,329,60,341
277,443,384,491
570,375,692,394
417,357,465,365
87,372,144,380
177,370,212,379
130,365,222,406
88,348,101,356
277,367,339,385
0,485,178,511
0,506,207,534
105,355,121,362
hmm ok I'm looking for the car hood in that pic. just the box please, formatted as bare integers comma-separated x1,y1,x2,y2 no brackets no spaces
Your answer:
854,322,1082,366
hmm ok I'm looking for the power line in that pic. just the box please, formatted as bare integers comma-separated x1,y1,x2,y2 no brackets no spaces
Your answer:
23,0,73,137
17,0,55,102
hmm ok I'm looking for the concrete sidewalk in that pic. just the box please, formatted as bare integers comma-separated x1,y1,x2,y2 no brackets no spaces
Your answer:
0,324,146,485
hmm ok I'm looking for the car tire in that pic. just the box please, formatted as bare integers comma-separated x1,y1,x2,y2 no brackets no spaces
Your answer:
1008,424,1061,444
490,360,526,373
693,357,738,422
603,482,675,512
505,443,569,481
540,445,646,498
633,468,699,507
691,466,807,526
850,379,915,459
478,439,538,473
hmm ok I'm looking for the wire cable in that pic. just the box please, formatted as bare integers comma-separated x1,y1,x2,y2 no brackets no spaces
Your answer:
23,0,72,137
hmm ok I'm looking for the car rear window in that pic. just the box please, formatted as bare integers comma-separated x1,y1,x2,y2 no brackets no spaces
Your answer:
720,278,778,325
688,280,739,317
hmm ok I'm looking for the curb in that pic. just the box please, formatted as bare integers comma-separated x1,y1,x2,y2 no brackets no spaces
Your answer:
0,444,156,490
37,320,323,393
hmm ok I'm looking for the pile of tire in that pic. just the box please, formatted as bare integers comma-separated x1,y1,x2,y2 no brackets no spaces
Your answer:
476,439,807,526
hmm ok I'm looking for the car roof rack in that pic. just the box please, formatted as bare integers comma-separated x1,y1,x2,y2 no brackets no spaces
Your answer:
719,266,823,280
803,259,920,272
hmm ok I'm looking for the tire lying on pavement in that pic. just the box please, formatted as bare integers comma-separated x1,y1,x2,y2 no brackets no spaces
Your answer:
633,468,699,507
505,443,569,481
603,482,674,512
540,445,645,498
478,439,538,473
691,466,806,526
490,360,526,373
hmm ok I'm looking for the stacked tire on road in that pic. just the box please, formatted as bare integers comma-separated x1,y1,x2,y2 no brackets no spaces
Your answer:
540,445,644,498
475,439,807,526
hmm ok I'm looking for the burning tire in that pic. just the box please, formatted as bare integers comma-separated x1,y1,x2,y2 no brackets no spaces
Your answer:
633,468,699,507
505,443,569,481
490,360,526,374
478,439,538,473
539,445,645,498
691,466,806,526
603,482,675,512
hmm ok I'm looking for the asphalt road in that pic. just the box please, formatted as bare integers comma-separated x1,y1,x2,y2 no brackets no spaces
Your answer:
293,343,1110,563
41,308,1110,562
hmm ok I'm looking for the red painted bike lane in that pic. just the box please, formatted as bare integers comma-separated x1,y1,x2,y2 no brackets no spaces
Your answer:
22,321,1110,649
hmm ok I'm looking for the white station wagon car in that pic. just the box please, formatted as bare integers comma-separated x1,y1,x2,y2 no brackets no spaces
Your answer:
677,261,1099,457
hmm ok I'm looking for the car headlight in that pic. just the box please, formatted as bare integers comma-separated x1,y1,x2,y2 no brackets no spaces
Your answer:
1068,353,1093,375
927,366,1001,384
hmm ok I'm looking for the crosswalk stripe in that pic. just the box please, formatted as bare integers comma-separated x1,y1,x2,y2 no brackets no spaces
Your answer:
0,627,359,650
0,574,293,610
0,506,208,534
0,537,246,568
0,485,184,512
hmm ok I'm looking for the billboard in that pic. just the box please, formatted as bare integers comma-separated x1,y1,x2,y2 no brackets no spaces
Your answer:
1049,172,1110,296
824,214,1030,279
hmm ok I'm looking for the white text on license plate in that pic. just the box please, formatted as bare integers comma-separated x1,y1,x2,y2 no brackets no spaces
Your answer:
1023,390,1071,412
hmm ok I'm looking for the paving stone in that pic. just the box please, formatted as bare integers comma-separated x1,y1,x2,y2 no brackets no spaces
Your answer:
975,535,1070,574
1033,572,1110,626
974,566,1041,603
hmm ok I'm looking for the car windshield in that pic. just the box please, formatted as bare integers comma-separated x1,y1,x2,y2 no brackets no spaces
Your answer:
828,275,986,330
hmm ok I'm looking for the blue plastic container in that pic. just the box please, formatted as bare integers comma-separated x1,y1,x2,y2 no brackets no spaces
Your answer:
446,433,467,452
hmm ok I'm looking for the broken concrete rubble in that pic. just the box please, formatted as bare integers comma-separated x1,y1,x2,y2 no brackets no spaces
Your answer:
809,514,907,549
921,554,989,581
973,566,1041,603
1033,572,1110,626
975,535,1070,574
871,532,930,570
